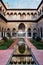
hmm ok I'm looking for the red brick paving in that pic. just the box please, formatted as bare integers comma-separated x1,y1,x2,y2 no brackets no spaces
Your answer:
0,39,19,65
31,49,43,65
0,50,13,65
25,38,43,65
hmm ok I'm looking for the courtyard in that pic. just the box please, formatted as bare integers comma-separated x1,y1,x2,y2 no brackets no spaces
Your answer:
0,0,43,65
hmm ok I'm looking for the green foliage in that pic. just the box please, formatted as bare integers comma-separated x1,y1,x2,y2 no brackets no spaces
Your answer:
32,35,41,42
36,36,41,41
2,37,8,42
30,39,43,49
0,39,13,50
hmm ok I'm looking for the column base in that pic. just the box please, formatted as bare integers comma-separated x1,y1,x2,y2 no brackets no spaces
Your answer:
42,37,43,40
27,37,32,39
0,37,2,40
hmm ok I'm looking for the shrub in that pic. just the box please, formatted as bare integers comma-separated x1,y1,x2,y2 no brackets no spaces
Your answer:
32,36,35,39
36,36,41,41
7,33,11,37
2,37,8,42
32,36,36,40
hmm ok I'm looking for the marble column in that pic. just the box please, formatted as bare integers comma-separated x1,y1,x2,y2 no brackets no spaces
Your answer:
0,31,2,39
5,32,7,37
26,31,27,38
31,29,33,38
3,31,5,37
11,31,12,37
25,29,27,38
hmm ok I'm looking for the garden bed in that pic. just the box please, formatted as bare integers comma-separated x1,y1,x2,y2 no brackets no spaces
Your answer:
30,39,43,49
0,39,14,50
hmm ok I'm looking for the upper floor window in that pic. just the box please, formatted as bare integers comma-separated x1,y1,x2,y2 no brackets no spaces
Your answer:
27,13,30,15
38,10,41,16
0,6,2,11
10,12,13,15
42,6,43,12
7,12,10,15
14,13,17,16
40,10,41,14
18,12,21,19
20,13,26,19
31,13,34,16
31,13,34,19
22,13,26,19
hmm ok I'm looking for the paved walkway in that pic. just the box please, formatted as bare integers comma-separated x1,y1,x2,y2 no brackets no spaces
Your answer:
0,38,43,65
25,38,43,65
32,49,43,65
0,50,13,65
0,39,19,65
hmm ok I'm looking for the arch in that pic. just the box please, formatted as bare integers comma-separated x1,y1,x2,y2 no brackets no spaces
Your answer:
14,12,17,15
7,28,10,31
33,28,37,33
33,28,37,31
27,12,30,15
34,12,37,15
18,12,21,15
28,28,31,31
27,28,31,37
7,28,11,37
12,28,16,37
18,23,25,31
33,28,37,38
7,12,10,15
22,12,26,16
12,28,16,31
10,12,13,15
31,12,34,15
